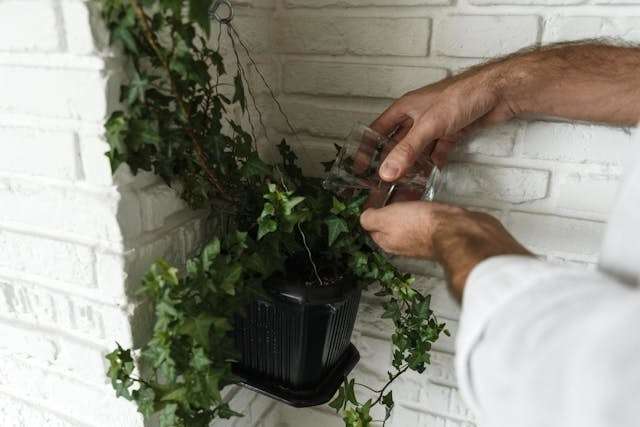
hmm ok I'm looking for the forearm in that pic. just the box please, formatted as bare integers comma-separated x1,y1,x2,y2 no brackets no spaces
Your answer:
431,210,532,302
497,42,640,126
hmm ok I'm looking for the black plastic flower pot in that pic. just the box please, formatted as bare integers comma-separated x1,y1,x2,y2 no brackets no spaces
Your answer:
232,274,361,407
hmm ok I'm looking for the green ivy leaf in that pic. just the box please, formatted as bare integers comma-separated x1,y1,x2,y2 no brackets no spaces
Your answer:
221,263,242,295
188,0,213,35
382,301,401,321
181,314,215,350
133,386,156,418
257,217,277,240
158,403,178,427
329,386,346,413
414,299,432,320
161,386,188,405
105,344,135,399
210,50,226,76
202,239,221,271
282,196,305,215
113,25,138,54
382,391,394,421
330,198,347,215
241,153,272,178
325,216,349,246
345,379,358,406
127,71,150,105
357,400,373,427
217,403,244,419
232,72,246,112
190,347,211,371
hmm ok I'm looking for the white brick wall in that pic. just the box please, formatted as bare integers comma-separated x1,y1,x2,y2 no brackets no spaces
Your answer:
3,0,638,426
0,1,278,426
257,0,639,426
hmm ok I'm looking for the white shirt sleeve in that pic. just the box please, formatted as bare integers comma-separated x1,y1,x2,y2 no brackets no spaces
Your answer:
455,255,640,427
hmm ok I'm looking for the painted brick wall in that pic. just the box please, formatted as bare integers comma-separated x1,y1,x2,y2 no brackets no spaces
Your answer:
1,0,637,426
0,0,142,424
0,1,279,426
258,0,639,426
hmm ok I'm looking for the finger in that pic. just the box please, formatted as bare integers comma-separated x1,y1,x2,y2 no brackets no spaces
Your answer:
380,84,501,181
389,117,413,142
380,111,450,181
431,138,457,168
370,99,413,138
369,231,386,248
360,208,382,232
380,117,412,161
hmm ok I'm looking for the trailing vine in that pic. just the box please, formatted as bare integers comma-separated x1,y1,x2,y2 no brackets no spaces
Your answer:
101,0,448,426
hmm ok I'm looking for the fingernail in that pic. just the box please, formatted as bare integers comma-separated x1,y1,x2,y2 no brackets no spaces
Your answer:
380,161,399,180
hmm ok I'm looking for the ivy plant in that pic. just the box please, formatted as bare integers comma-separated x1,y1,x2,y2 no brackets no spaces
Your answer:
101,0,448,426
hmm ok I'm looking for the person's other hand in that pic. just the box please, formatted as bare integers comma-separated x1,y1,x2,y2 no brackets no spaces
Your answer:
372,61,517,180
360,202,532,301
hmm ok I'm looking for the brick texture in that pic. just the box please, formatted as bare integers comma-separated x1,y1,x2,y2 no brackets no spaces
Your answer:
443,163,550,203
264,1,636,426
286,0,452,6
2,0,637,426
0,1,60,52
0,3,277,427
433,15,540,58
520,122,633,165
283,62,448,98
275,17,430,56
544,16,640,44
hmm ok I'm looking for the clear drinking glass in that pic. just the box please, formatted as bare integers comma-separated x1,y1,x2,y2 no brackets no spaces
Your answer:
323,124,445,208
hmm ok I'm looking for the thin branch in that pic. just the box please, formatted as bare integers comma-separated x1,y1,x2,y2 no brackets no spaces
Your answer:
373,366,409,406
226,25,258,147
354,382,383,394
227,25,269,146
227,23,298,140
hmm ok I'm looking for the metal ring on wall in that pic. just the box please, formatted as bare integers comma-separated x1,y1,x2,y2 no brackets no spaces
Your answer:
209,0,234,24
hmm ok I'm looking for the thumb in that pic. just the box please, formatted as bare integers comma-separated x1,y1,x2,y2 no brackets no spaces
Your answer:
379,113,447,181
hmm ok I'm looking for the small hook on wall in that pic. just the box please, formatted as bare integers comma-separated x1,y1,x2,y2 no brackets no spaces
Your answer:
209,0,233,24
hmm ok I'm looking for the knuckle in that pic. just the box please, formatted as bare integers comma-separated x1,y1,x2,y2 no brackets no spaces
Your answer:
391,95,412,113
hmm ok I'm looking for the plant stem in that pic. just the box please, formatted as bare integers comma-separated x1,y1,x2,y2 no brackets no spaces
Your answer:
354,382,382,394
373,366,409,406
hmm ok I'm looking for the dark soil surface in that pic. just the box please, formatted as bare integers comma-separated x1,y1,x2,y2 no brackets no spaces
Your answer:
282,253,345,288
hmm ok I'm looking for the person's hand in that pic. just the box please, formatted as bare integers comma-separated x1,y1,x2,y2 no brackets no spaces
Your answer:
372,61,517,181
374,43,640,182
360,202,532,301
